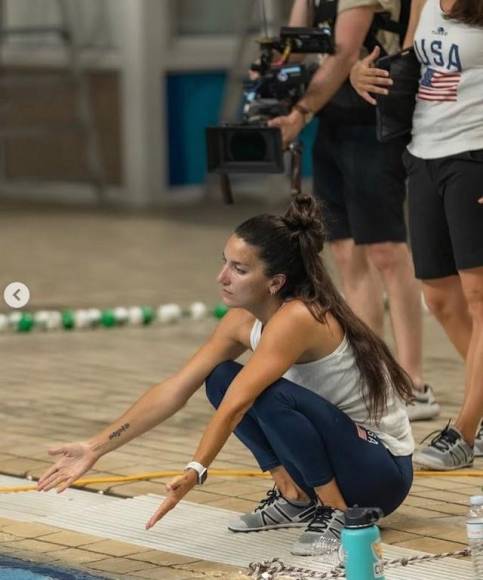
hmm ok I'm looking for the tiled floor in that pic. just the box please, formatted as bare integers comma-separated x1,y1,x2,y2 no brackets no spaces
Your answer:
0,198,480,578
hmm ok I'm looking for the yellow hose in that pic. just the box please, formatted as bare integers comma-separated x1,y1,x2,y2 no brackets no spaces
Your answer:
0,468,481,494
415,470,483,477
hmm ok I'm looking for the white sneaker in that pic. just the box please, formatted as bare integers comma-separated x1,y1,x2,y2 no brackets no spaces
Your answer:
406,384,441,421
291,505,345,556
474,425,483,458
228,487,317,532
413,425,474,470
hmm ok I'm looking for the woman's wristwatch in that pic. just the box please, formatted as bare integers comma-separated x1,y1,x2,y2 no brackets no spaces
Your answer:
184,461,208,484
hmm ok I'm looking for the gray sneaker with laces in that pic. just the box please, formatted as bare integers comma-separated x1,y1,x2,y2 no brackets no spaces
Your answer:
228,487,317,532
291,505,345,556
474,425,483,458
406,384,441,421
413,425,474,470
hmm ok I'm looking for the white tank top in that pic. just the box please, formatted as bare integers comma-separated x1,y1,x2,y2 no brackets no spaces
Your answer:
250,319,414,456
408,0,483,158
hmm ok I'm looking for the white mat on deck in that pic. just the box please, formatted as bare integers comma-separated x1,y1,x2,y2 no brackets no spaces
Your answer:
0,475,473,579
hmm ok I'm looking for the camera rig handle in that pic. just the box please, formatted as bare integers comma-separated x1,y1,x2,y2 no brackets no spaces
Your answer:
289,140,303,196
220,173,234,205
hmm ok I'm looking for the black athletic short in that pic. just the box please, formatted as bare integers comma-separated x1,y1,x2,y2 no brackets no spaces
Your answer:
312,114,408,245
404,148,483,280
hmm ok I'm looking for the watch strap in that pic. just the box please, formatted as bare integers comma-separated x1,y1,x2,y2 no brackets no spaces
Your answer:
184,461,208,484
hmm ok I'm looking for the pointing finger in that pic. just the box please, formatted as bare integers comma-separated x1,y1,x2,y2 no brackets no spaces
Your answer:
145,497,177,530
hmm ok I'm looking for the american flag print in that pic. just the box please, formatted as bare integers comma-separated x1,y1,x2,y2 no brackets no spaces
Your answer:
356,425,379,445
356,424,368,441
417,67,461,102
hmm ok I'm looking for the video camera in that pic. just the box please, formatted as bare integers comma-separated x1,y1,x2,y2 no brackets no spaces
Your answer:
206,25,336,199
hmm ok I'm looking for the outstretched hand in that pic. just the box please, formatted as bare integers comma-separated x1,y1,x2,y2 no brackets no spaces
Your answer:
145,469,197,530
350,46,393,106
37,442,98,493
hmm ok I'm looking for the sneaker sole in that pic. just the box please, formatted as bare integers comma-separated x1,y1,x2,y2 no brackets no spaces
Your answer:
228,522,308,533
413,459,474,471
291,543,341,557
290,547,317,556
407,404,441,422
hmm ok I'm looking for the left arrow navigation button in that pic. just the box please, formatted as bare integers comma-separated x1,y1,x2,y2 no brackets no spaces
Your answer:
4,282,30,309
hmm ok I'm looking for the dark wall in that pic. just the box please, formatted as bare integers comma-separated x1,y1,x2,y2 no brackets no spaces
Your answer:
0,68,122,185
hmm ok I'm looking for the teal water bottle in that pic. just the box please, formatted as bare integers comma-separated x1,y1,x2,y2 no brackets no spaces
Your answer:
341,507,385,580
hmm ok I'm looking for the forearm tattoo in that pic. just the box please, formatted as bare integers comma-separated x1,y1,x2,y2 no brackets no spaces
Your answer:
108,422,130,440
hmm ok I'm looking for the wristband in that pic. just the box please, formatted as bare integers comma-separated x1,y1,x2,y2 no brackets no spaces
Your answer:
293,103,314,125
184,461,208,484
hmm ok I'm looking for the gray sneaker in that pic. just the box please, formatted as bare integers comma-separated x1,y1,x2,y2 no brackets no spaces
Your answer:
228,487,317,532
474,425,483,458
291,505,345,556
406,385,441,421
413,425,474,470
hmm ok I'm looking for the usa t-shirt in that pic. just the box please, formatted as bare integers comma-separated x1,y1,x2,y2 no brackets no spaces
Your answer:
408,0,483,159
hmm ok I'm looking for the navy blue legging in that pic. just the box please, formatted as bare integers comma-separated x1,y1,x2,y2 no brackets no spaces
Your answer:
206,361,412,516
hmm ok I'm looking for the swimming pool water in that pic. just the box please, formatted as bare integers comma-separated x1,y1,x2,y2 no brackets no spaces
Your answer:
0,569,59,580
0,556,105,579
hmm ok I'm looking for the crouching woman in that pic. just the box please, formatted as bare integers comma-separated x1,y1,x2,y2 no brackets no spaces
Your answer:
38,193,413,555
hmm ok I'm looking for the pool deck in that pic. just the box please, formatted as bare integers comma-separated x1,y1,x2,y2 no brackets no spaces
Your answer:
0,198,481,579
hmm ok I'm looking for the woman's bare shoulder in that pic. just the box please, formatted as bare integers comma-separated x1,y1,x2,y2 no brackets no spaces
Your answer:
280,300,343,334
267,299,344,358
215,308,256,347
261,300,319,339
277,299,320,325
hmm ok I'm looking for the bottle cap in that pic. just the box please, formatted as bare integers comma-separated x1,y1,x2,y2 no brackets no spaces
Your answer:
470,496,483,506
344,506,383,528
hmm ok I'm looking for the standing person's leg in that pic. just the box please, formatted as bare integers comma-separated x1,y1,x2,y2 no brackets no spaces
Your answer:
456,266,483,445
443,151,483,450
340,129,434,418
366,241,424,386
406,150,472,359
330,239,385,336
408,150,483,468
422,276,472,359
360,136,426,390
312,117,385,335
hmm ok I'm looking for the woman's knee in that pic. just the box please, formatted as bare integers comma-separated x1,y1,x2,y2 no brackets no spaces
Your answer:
253,379,327,419
205,361,242,408
422,277,465,321
366,242,412,276
251,381,292,417
460,269,483,323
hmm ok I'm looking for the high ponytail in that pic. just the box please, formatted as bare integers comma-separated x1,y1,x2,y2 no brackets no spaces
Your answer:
235,194,413,421
282,192,326,304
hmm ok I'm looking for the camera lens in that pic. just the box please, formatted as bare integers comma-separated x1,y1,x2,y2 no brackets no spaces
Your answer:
227,131,267,162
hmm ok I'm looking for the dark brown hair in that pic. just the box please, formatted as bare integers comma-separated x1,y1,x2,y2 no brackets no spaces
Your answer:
445,0,483,26
235,193,413,422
